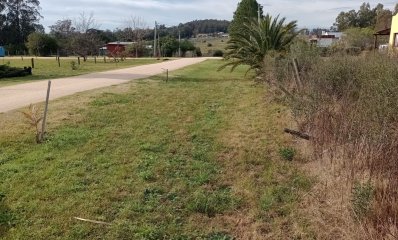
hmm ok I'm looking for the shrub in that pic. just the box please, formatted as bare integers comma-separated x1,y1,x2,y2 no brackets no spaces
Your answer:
279,147,296,161
207,43,213,47
0,65,32,78
213,50,224,57
195,47,202,57
70,61,78,70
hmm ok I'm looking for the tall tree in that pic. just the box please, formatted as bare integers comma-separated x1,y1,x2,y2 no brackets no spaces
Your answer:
357,2,376,28
229,0,263,37
334,2,396,31
2,0,43,52
69,12,103,59
26,32,58,56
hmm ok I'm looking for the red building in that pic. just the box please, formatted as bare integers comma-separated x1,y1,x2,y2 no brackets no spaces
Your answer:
103,42,135,57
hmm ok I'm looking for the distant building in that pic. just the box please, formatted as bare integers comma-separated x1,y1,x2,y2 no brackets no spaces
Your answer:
310,31,344,48
196,33,211,38
103,42,135,57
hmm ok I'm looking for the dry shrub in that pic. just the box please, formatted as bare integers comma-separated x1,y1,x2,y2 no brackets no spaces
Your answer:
20,104,43,143
264,48,398,238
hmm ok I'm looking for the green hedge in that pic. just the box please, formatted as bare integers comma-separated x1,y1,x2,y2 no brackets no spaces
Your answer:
0,65,32,79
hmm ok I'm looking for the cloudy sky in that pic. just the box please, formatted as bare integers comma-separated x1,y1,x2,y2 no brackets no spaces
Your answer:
40,0,397,30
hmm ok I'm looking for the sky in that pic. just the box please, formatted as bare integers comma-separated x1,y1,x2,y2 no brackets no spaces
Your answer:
40,0,397,31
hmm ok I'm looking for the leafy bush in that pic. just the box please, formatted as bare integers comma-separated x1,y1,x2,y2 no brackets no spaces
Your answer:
213,50,224,57
195,47,202,57
279,147,296,161
70,61,78,70
0,65,32,78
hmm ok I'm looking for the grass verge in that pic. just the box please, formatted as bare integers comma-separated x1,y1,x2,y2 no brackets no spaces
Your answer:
0,60,312,239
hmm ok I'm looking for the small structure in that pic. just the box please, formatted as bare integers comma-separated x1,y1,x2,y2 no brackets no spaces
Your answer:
105,42,135,57
310,31,343,48
373,28,390,49
0,46,4,57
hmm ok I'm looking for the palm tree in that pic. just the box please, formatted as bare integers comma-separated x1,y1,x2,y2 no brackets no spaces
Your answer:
220,14,298,74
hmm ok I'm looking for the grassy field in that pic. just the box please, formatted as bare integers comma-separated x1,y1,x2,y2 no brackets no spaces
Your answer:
0,57,159,87
0,60,313,239
191,38,228,57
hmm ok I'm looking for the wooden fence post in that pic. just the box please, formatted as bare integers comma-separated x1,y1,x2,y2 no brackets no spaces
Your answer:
41,81,52,142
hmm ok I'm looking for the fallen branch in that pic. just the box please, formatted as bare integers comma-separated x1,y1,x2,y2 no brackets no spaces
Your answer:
74,217,112,225
284,128,311,140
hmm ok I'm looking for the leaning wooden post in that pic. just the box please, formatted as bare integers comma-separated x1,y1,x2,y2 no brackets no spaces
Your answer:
41,81,52,142
292,58,302,90
57,57,61,67
166,69,169,82
94,56,97,64
31,58,35,69
77,57,80,65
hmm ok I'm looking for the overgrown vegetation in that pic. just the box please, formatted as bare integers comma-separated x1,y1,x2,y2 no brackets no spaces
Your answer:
262,40,398,238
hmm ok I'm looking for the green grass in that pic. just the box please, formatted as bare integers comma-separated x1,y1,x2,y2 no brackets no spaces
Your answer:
0,57,158,87
0,60,312,239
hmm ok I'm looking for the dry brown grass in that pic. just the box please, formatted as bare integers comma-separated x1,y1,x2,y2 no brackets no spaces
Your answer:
263,46,398,238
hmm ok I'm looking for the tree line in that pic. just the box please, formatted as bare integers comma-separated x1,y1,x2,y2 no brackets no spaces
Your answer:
334,2,398,31
0,0,230,57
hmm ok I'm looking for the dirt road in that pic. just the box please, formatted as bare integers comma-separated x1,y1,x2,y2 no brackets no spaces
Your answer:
0,58,209,113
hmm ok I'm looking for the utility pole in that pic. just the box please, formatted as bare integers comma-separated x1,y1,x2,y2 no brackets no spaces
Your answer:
258,3,261,23
178,30,181,57
158,29,161,57
154,21,157,58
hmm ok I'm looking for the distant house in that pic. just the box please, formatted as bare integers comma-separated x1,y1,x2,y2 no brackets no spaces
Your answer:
196,33,211,38
103,42,135,57
310,31,343,48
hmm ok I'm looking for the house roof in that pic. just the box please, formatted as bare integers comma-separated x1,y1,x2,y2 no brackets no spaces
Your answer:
374,28,391,36
107,42,136,45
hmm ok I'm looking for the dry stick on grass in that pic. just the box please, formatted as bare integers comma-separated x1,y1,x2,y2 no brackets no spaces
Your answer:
74,217,112,226
284,128,311,140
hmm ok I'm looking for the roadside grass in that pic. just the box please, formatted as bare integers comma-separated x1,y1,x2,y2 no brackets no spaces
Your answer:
0,57,158,87
0,60,313,239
